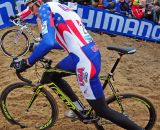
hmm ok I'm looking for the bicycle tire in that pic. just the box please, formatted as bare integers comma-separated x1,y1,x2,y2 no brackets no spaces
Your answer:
95,93,156,130
0,29,30,57
0,82,59,130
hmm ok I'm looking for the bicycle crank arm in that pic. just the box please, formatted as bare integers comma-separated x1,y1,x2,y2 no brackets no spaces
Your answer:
82,116,100,124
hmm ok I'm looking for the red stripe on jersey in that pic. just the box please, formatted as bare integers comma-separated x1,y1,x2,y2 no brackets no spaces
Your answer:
56,35,69,52
90,63,96,79
80,48,96,79
66,20,87,45
50,11,54,27
19,8,32,19
57,23,71,44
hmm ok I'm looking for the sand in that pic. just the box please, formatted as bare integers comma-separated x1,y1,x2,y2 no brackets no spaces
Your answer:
0,26,159,130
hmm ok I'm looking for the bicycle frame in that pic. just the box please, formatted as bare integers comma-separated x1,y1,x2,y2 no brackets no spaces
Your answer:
26,53,125,123
26,72,88,121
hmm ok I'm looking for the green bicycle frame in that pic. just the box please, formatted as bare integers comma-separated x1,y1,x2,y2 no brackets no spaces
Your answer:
26,54,126,120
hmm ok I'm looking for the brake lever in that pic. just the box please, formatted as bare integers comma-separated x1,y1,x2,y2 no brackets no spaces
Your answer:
10,57,17,68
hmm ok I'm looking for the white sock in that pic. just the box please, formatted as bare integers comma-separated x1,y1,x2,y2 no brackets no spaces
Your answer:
73,100,84,111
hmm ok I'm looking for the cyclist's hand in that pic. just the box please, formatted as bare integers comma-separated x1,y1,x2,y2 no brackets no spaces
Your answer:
9,15,19,20
9,15,21,23
11,58,31,73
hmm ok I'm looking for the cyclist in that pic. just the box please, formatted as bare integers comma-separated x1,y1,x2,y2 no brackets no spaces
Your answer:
12,0,143,129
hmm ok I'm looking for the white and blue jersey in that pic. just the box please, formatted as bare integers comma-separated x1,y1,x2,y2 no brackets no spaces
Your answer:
28,2,104,100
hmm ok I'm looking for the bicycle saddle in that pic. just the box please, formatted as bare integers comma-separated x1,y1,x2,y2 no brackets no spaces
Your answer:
107,46,136,54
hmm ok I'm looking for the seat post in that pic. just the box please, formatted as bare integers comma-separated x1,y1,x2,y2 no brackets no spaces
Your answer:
110,53,123,74
102,53,123,89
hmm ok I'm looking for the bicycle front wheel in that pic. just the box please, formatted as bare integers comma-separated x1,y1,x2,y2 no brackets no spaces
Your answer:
95,93,156,130
0,82,58,130
0,29,30,57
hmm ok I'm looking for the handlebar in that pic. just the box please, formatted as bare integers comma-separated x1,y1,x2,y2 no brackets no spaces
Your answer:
10,18,23,26
9,17,27,28
16,71,32,84
11,57,53,84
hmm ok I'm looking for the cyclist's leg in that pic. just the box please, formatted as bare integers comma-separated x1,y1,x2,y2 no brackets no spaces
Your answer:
40,67,79,103
87,96,143,130
76,45,143,130
50,54,85,110
52,54,78,101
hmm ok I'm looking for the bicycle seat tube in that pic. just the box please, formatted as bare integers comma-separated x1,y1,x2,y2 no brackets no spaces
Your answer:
102,53,123,89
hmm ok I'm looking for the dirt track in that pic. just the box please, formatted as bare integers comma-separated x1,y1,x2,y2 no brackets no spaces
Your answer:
0,27,160,130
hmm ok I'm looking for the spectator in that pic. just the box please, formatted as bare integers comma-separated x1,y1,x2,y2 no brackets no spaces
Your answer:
145,3,155,21
97,0,104,8
154,0,160,23
114,0,130,16
75,0,92,5
131,0,145,19
146,0,154,3
140,0,146,7
103,0,116,11
145,0,160,23
91,0,99,7
126,0,132,7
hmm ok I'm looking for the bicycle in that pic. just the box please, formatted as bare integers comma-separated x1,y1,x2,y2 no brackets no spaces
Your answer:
0,45,157,130
0,18,39,58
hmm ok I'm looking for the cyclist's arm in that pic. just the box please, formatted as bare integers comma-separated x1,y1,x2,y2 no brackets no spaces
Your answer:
18,7,32,19
28,4,60,65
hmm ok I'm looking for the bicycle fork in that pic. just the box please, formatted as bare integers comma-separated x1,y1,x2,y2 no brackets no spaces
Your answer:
25,85,43,112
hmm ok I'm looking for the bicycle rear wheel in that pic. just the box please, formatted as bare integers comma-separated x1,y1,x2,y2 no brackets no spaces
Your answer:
0,82,58,130
95,93,156,130
0,29,30,57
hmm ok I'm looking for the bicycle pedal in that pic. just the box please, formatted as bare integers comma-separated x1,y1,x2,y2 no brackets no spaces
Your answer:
82,117,100,124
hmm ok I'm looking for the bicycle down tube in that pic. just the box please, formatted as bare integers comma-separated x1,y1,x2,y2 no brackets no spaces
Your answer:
27,81,88,121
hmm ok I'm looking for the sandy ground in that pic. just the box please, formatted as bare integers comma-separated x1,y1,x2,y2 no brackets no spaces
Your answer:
0,27,159,130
